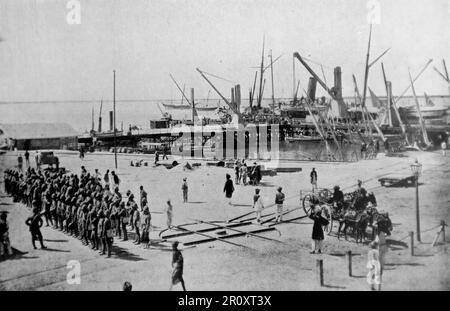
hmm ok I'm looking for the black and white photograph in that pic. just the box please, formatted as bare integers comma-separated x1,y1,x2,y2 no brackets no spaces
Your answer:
0,0,449,293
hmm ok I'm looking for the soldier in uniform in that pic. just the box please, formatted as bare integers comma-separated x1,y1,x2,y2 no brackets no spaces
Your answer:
25,207,47,249
101,210,113,257
118,201,128,241
139,186,147,210
132,204,141,244
0,211,13,258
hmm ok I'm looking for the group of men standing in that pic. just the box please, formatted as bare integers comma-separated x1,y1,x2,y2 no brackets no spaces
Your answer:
234,160,261,186
16,150,42,172
2,165,159,257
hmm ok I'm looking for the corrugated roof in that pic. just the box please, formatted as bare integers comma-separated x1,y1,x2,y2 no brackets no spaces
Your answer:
0,123,79,140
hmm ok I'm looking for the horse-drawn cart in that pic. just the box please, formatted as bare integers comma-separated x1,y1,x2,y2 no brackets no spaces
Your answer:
301,187,391,243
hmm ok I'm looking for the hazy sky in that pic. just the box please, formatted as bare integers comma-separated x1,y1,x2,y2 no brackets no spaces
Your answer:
0,0,449,102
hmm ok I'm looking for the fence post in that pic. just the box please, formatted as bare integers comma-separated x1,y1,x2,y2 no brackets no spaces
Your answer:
409,231,414,256
316,259,324,287
442,220,446,243
347,250,352,277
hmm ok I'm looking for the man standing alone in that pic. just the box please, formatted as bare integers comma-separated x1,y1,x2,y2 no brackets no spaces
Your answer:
253,189,264,223
223,174,234,205
181,178,188,203
310,168,318,193
275,187,285,223
25,208,47,249
169,241,186,291
309,207,326,254
24,150,30,167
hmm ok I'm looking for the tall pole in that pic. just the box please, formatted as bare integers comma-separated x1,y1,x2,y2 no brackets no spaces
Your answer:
415,173,421,242
113,70,117,169
191,88,195,123
270,49,275,113
257,36,265,109
251,71,257,108
361,24,373,131
292,55,296,102
409,70,431,146
91,105,95,131
381,63,392,126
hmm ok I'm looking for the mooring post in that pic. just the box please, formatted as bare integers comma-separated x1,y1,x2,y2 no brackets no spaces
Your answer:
409,231,414,256
316,259,324,287
442,220,446,243
347,250,352,277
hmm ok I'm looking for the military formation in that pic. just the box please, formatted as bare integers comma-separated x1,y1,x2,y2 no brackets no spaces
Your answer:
3,166,153,258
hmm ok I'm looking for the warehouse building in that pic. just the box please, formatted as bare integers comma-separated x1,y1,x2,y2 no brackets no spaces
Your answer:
0,123,79,150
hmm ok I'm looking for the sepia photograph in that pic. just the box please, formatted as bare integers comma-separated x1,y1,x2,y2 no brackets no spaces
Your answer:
0,0,449,293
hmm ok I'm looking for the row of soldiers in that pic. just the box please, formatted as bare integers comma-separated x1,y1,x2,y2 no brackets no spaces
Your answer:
3,166,153,257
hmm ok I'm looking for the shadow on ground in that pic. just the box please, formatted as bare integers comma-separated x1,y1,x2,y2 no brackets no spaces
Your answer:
111,244,146,261
323,284,346,289
0,247,39,261
143,240,173,251
41,247,70,253
385,262,424,267
387,239,408,249
44,239,69,243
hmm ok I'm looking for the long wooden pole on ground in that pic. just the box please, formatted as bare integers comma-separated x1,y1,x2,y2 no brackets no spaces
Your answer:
194,219,284,243
173,225,249,248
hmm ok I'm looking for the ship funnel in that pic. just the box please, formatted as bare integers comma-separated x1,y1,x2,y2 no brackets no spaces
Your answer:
334,66,343,99
109,111,113,131
307,77,317,101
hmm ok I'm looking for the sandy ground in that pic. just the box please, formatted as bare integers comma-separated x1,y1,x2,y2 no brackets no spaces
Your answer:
0,150,449,291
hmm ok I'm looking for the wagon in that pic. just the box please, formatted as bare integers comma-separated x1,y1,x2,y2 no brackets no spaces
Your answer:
378,175,415,187
301,188,333,216
40,151,59,169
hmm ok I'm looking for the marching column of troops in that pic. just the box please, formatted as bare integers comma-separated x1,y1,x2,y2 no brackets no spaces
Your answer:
3,166,154,257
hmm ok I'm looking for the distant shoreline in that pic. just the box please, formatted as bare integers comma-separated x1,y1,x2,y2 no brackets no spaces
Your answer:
1,94,450,105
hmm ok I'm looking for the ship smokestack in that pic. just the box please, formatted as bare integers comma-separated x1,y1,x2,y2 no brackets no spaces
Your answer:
334,66,342,99
307,77,317,102
109,111,113,131
235,84,241,113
